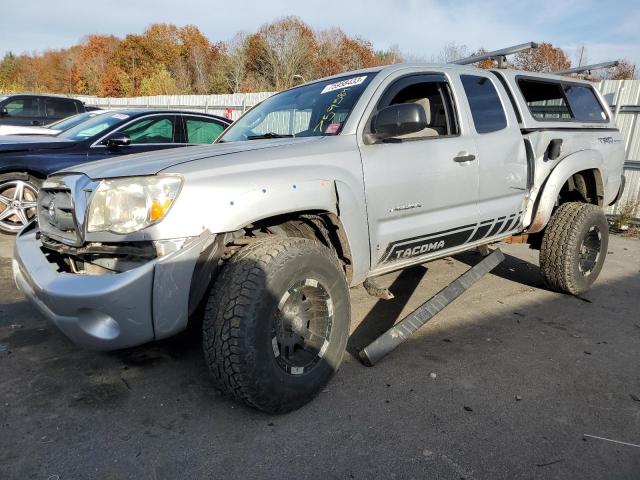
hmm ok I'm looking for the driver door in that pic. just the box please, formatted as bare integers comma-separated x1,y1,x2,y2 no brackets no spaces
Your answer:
360,73,480,272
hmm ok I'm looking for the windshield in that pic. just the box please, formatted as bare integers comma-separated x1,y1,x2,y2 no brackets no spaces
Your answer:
58,112,130,141
218,73,376,142
47,111,106,131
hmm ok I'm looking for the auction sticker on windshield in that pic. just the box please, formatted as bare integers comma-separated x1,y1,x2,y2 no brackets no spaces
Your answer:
321,76,367,94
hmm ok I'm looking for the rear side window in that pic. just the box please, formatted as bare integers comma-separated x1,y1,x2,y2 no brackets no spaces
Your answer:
460,75,507,134
185,117,226,143
518,80,571,120
517,79,607,123
563,85,607,122
44,99,77,118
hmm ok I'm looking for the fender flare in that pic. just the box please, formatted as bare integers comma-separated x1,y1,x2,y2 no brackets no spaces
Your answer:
526,150,605,233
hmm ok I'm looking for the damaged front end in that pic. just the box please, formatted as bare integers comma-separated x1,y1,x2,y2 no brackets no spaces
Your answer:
39,234,157,275
12,174,223,350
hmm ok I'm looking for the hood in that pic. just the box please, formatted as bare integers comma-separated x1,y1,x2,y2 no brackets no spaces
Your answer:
63,137,321,179
0,135,76,153
0,125,57,136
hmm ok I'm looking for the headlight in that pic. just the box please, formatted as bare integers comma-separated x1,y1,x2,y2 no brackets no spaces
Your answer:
87,176,182,234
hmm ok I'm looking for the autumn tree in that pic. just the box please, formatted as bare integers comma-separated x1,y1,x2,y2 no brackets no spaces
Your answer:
374,45,403,66
78,35,119,94
602,59,637,80
0,53,24,91
514,42,570,73
249,17,318,91
434,42,470,63
139,64,178,95
463,48,497,69
98,65,130,97
224,33,249,93
313,28,382,78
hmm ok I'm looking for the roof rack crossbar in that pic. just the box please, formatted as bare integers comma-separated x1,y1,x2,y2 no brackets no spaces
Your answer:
452,42,539,67
552,61,620,75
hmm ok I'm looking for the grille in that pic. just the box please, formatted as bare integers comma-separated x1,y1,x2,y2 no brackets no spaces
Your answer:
36,175,94,246
38,186,79,245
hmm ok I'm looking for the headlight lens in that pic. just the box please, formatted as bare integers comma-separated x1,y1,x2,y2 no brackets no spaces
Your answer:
87,176,182,234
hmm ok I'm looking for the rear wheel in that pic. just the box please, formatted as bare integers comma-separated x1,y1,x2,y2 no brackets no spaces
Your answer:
539,202,609,295
202,236,350,413
0,174,41,235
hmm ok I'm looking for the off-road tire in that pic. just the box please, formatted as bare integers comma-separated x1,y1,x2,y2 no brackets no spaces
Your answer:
202,236,350,413
539,202,609,295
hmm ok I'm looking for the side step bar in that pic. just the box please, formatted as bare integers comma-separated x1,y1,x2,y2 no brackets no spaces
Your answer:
359,249,505,366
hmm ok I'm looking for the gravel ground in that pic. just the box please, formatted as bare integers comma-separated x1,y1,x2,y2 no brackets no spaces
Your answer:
0,233,639,479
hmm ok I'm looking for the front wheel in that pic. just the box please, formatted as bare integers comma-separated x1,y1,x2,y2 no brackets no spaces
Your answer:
202,236,350,413
0,174,41,235
539,202,609,295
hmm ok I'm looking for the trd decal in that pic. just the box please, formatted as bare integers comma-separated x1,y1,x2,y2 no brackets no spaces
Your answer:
379,211,523,265
381,225,475,263
393,240,445,260
498,213,518,235
485,216,506,238
468,223,492,242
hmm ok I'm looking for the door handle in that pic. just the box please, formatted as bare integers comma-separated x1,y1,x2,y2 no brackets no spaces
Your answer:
453,153,476,163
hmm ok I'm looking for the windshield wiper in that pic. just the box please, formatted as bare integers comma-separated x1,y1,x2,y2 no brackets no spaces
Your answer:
247,132,294,140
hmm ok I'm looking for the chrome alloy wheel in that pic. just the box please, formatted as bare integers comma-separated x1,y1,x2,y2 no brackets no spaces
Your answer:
0,180,39,233
578,225,602,276
272,278,334,376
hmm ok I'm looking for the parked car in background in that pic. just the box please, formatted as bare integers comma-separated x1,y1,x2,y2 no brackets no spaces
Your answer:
0,94,86,126
0,110,111,136
0,109,231,233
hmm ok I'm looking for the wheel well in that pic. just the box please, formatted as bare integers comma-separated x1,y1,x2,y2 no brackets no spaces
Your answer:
226,211,354,283
527,168,604,248
0,170,46,182
558,169,603,207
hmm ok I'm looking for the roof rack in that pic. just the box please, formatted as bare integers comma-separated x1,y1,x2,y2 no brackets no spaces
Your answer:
553,61,620,75
452,42,539,68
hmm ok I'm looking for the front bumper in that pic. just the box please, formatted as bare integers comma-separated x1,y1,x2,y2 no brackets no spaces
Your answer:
13,223,217,350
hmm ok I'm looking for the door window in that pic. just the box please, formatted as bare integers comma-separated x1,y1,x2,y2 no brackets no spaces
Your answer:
120,116,176,144
460,75,508,133
375,75,459,140
185,117,226,144
3,98,39,118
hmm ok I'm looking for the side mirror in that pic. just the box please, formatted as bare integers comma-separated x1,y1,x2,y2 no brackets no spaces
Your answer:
370,103,427,141
0,107,7,117
102,132,131,148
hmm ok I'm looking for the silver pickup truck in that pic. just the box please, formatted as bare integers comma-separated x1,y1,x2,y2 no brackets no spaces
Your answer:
12,63,625,412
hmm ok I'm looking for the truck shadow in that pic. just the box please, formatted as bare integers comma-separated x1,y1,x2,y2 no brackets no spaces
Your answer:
453,248,546,290
346,247,547,362
347,265,428,359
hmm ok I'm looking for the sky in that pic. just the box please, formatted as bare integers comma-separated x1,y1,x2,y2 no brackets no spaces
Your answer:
1,0,639,66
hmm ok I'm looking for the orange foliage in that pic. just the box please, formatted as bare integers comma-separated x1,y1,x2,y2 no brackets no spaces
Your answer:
2,25,636,96
514,42,571,73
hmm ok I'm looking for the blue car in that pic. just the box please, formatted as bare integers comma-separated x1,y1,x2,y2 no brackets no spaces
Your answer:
0,109,231,233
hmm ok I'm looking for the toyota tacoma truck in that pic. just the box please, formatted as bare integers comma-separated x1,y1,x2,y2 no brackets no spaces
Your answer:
12,64,625,413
